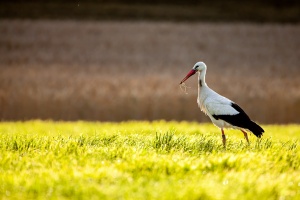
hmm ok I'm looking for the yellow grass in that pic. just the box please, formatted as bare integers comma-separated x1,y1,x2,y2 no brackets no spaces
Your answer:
0,20,299,123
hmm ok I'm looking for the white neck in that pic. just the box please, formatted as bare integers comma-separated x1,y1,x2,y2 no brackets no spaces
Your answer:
197,69,209,112
198,70,207,89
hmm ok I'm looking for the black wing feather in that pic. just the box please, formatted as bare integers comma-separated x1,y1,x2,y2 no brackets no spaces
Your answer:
212,103,264,138
212,103,250,128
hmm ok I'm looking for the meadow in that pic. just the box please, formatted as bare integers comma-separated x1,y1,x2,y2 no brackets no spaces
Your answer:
0,121,300,199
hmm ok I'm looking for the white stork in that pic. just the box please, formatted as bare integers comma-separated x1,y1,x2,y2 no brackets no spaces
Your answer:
180,62,264,147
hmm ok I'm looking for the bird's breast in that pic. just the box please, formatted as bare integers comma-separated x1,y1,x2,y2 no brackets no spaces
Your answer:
197,95,208,115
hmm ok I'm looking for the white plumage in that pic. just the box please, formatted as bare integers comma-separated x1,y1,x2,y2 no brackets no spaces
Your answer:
180,62,264,147
198,84,239,128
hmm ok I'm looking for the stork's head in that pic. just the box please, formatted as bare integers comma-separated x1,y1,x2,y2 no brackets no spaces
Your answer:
180,62,207,84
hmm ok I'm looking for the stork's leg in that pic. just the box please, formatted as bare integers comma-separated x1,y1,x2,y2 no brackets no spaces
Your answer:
221,129,226,148
241,130,250,145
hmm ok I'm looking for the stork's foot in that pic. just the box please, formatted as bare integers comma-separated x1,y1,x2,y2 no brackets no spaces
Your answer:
241,130,250,145
221,129,226,148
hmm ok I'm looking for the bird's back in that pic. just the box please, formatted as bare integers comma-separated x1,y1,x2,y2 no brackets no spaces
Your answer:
198,86,233,114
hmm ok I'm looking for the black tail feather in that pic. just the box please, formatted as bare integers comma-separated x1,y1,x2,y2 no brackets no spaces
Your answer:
248,121,264,138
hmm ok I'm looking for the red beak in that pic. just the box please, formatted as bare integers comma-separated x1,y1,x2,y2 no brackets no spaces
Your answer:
180,69,196,84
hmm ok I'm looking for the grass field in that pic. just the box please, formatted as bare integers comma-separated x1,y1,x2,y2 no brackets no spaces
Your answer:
0,121,299,199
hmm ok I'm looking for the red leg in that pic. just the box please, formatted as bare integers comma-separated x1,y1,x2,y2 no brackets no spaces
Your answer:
221,129,226,148
241,130,250,145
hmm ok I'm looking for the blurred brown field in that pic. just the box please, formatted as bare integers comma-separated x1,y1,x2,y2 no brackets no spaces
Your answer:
0,20,299,123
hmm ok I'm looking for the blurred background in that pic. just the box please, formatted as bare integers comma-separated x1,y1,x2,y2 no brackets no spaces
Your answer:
0,0,299,123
